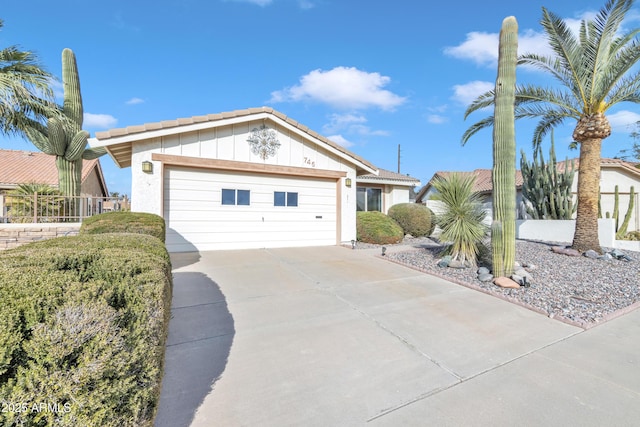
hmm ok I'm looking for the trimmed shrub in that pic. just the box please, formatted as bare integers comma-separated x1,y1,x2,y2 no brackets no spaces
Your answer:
0,234,172,427
80,211,166,242
356,211,404,244
388,203,434,237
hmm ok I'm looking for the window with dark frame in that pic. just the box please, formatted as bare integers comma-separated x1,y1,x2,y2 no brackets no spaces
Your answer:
222,189,251,206
274,191,298,207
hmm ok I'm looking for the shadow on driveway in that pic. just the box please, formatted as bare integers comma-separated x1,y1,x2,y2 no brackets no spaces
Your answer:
154,272,235,427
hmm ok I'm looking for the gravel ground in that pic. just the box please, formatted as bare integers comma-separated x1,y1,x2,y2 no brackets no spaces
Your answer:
358,237,640,327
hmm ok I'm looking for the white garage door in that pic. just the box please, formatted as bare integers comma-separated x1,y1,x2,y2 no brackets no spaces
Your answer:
164,166,338,252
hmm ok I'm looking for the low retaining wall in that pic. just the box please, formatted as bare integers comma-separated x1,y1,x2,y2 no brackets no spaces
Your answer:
0,223,81,250
515,219,639,251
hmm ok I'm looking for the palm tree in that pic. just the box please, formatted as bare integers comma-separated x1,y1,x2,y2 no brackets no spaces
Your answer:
0,19,58,138
463,0,640,253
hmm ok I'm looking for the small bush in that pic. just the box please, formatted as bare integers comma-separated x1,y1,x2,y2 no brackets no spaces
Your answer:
0,234,172,427
388,203,434,237
356,211,404,244
80,211,166,242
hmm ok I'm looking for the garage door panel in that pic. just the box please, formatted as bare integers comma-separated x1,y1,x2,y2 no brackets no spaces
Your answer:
164,167,338,251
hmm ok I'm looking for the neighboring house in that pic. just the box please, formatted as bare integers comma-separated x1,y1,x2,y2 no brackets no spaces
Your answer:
416,159,640,232
0,149,108,197
356,168,420,214
89,107,419,252
416,169,525,221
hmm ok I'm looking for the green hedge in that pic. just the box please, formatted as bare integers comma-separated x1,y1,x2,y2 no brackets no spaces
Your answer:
356,211,404,244
80,211,166,242
0,234,172,427
387,203,434,237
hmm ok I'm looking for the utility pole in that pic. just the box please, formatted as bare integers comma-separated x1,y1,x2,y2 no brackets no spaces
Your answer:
397,144,401,173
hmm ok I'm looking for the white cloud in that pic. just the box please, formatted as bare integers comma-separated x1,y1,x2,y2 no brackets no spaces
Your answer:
427,114,448,124
270,66,406,111
84,113,117,129
126,97,145,105
322,113,389,137
326,134,354,148
608,110,640,133
451,81,493,106
444,11,605,68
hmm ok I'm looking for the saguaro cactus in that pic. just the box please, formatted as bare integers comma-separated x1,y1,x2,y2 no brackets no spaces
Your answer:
26,48,105,197
520,131,576,219
616,185,635,239
491,16,518,278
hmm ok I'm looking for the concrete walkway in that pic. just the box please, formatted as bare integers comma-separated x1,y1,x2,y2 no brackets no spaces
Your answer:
155,246,640,426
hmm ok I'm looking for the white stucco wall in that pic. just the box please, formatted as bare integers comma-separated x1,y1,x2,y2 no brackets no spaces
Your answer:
129,118,362,245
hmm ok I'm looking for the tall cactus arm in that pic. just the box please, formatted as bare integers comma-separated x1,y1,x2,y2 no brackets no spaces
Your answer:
65,130,89,161
616,186,635,239
61,48,83,128
83,146,107,160
48,117,67,156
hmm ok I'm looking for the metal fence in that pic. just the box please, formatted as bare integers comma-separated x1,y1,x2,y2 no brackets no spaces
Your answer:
0,193,130,223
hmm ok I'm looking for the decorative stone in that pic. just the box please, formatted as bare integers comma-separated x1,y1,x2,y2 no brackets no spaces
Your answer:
522,262,537,270
584,250,599,259
478,273,494,282
448,260,467,269
598,253,614,261
477,267,490,275
494,276,520,289
511,274,523,285
514,268,533,281
514,261,521,268
437,256,452,268
551,246,581,257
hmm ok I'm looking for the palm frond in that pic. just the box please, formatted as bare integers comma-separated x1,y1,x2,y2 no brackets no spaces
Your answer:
463,89,495,119
461,115,494,146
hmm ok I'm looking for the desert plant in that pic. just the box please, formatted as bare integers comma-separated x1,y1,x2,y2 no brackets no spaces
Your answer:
356,211,404,245
0,19,58,138
80,211,166,242
26,48,105,197
616,185,635,239
463,0,640,253
491,16,518,278
520,131,576,219
387,203,434,237
430,173,488,265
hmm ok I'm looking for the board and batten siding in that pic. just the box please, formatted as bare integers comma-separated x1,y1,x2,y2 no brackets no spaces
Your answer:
164,166,338,251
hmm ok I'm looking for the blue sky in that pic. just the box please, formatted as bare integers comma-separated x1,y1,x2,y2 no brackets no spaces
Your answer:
2,0,640,196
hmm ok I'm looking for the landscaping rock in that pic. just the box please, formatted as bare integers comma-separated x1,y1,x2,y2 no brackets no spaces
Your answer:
514,268,533,282
448,259,467,269
598,253,614,261
584,250,600,259
437,255,452,268
494,276,520,289
552,246,581,257
477,267,490,275
478,273,494,282
522,262,537,270
511,274,523,285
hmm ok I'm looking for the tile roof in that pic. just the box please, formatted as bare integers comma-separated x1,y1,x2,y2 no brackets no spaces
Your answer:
357,168,420,185
0,149,100,189
92,106,377,172
416,157,640,203
430,169,524,193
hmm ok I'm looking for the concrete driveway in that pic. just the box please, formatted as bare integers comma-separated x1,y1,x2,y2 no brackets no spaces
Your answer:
155,246,640,426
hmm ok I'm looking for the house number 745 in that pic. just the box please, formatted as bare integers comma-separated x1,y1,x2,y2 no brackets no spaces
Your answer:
304,157,316,167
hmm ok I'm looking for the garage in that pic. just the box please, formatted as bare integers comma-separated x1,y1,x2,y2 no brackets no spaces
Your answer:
89,107,379,252
164,166,339,251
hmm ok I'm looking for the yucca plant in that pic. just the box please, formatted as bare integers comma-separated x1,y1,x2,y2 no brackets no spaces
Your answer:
430,174,489,266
